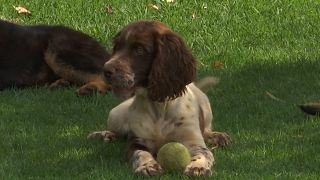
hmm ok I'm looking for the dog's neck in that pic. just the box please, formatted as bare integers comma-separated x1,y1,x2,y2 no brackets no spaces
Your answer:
135,87,168,102
135,88,169,119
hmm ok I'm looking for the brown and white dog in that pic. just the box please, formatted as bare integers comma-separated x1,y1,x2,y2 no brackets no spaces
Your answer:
0,19,110,95
88,20,231,176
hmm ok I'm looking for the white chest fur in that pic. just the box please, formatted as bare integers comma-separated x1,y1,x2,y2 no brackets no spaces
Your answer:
128,88,200,143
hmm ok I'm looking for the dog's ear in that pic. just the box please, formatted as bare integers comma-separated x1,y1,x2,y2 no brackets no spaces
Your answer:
148,31,196,102
112,31,122,52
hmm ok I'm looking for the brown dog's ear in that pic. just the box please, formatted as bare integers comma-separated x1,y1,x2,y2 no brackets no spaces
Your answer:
148,31,197,102
112,31,122,52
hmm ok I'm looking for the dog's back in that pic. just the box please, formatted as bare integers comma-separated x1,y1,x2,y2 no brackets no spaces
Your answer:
0,20,109,93
0,20,54,88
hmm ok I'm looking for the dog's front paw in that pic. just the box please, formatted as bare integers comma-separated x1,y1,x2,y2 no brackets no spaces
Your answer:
77,82,109,96
77,84,100,96
205,131,231,148
134,160,163,177
87,131,116,142
184,161,212,177
49,79,70,89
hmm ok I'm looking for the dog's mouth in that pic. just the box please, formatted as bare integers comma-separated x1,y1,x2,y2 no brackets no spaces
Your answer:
110,85,135,99
104,73,136,99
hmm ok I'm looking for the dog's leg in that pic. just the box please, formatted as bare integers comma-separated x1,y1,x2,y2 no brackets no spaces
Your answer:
199,106,231,148
87,130,116,142
48,78,71,89
76,77,109,96
44,50,109,96
183,143,214,176
173,127,216,176
128,140,163,177
88,100,131,141
203,129,231,149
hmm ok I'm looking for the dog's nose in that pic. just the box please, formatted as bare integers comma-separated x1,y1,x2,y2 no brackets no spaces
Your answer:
127,79,134,87
103,63,116,78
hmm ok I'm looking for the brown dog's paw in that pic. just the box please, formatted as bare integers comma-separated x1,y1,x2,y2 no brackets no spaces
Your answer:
184,161,212,177
49,79,71,89
205,131,231,148
77,82,108,96
77,84,100,96
134,160,163,177
87,131,116,142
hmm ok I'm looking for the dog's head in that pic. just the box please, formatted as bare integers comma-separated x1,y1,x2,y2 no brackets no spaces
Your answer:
104,20,196,101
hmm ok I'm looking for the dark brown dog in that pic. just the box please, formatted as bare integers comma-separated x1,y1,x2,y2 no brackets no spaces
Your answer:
0,19,110,95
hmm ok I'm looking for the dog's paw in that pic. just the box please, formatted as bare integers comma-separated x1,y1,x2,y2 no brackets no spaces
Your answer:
205,131,231,148
77,84,100,96
134,160,163,177
77,82,109,96
49,79,70,89
184,161,212,177
87,131,116,142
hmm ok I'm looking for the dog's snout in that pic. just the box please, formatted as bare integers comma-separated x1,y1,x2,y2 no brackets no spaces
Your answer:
103,63,116,78
103,58,135,88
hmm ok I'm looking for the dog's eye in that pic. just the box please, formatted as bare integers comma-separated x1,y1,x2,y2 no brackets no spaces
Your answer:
134,46,144,56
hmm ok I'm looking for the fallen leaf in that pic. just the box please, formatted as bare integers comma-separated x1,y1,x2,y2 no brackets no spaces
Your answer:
265,91,286,103
13,6,31,15
192,11,196,19
203,3,208,10
147,3,160,10
105,5,113,14
163,0,174,2
211,60,224,69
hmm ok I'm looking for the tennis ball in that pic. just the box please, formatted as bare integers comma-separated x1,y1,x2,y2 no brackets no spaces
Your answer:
156,142,191,172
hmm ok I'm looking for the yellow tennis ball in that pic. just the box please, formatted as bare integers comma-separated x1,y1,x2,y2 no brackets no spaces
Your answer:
156,142,191,172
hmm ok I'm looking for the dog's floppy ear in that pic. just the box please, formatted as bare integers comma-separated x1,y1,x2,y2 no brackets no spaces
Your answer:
112,31,122,52
147,31,196,102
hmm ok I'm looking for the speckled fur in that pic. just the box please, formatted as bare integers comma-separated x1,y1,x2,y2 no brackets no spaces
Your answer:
89,82,231,176
88,20,230,177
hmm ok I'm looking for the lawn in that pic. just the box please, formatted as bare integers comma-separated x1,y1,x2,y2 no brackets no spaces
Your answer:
1,0,320,179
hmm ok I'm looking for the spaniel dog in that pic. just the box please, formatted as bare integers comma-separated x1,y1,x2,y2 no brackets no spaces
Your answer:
88,20,231,176
0,19,110,95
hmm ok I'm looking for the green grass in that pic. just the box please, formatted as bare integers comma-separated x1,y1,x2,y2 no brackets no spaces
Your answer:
1,0,320,179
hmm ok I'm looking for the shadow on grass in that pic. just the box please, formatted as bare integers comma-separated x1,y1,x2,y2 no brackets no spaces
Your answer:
206,59,320,177
1,59,319,178
209,59,319,130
